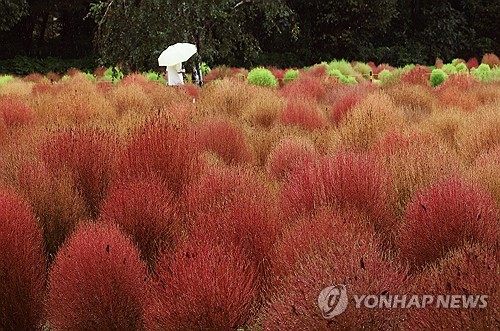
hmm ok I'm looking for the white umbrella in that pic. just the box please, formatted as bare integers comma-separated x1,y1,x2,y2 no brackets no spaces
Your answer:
158,43,197,67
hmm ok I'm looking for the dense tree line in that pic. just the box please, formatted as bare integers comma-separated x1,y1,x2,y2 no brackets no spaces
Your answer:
0,0,498,71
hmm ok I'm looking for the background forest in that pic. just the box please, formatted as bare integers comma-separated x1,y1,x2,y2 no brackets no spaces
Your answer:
0,0,499,73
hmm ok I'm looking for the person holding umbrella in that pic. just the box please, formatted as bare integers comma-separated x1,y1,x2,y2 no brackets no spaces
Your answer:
166,63,185,86
158,43,197,86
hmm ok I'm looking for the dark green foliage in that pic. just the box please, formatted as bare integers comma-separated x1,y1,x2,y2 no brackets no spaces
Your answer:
0,56,97,75
89,0,291,71
0,0,28,31
0,0,498,71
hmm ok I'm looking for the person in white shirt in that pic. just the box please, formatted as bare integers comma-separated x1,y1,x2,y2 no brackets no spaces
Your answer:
166,62,185,86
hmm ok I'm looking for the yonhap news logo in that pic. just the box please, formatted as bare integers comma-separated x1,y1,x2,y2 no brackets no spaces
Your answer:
317,285,348,319
318,285,489,319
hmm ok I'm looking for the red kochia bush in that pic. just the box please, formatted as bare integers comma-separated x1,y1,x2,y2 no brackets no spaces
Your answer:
261,209,408,330
266,137,317,181
40,129,118,219
0,189,46,331
47,222,147,330
281,77,326,101
467,57,479,69
481,53,500,67
100,176,180,265
401,65,432,86
120,120,200,196
279,97,327,131
269,207,377,288
0,96,35,127
397,176,499,270
184,166,280,268
146,239,259,330
191,117,253,165
281,151,395,236
406,244,498,330
330,88,364,126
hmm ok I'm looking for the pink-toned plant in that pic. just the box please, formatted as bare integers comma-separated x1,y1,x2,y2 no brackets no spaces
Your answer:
0,95,35,127
145,239,260,330
40,129,119,218
46,222,148,330
281,151,395,237
0,188,46,330
261,208,408,330
191,117,254,165
120,120,201,196
266,137,317,181
406,243,498,329
279,97,328,131
396,176,499,270
100,176,180,265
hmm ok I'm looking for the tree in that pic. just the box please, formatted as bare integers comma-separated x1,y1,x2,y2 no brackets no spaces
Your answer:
90,0,291,71
0,0,28,31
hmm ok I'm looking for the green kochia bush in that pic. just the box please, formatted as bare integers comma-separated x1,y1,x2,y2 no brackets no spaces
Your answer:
353,62,372,77
442,64,457,75
327,68,357,84
0,75,14,85
328,59,356,76
377,69,393,85
103,66,124,83
471,64,500,83
283,69,299,83
144,71,166,85
247,67,278,87
455,62,468,73
430,69,448,87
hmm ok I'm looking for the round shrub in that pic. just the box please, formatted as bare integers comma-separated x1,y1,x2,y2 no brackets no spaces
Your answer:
377,69,393,84
0,189,46,331
455,62,468,73
0,96,35,127
441,63,457,75
266,137,317,181
0,75,14,85
430,69,449,87
396,176,499,270
327,67,345,80
146,239,260,330
183,166,280,269
191,117,254,165
329,59,356,76
281,77,326,101
120,120,201,196
99,176,180,265
47,222,147,330
281,151,395,238
17,161,87,258
330,88,364,126
401,65,432,86
471,63,492,82
279,97,327,131
269,207,377,287
40,129,119,219
261,208,408,330
283,69,299,83
406,243,498,329
247,67,278,87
